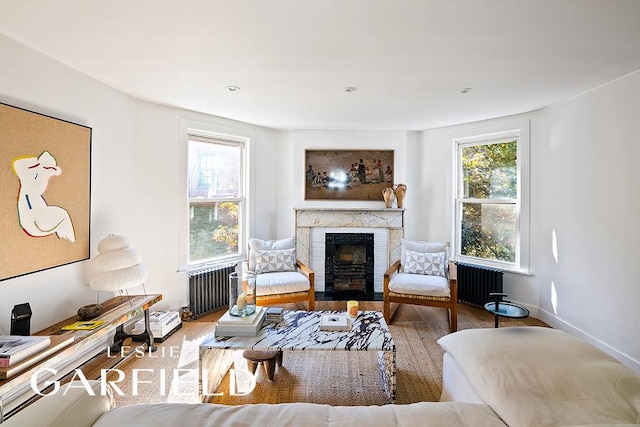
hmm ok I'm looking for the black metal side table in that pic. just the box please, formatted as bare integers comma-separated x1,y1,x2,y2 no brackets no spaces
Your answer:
484,293,529,328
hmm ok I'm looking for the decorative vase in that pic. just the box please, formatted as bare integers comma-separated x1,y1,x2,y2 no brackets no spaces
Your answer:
394,184,407,208
229,271,256,317
382,187,395,208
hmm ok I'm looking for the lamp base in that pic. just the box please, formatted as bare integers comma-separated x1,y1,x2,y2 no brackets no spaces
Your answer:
78,303,104,320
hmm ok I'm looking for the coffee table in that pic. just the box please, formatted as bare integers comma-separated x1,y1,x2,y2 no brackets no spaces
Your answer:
199,310,396,402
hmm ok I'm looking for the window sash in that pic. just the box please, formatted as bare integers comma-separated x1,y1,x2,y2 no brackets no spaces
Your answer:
454,134,522,270
187,134,246,268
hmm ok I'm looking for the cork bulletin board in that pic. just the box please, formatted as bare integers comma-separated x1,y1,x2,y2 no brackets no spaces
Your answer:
0,102,91,281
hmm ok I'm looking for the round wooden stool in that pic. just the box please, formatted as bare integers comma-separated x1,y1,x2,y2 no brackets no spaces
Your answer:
242,350,283,381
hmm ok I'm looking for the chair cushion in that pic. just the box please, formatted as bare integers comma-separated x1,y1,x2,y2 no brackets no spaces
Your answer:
403,249,446,276
256,271,310,296
249,237,296,271
254,248,296,273
401,239,449,274
388,272,450,297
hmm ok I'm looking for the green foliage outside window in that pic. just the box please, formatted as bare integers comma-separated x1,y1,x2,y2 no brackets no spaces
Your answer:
190,202,239,263
460,141,517,263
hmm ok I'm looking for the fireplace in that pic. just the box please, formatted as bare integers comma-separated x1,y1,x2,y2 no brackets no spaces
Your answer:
324,233,374,299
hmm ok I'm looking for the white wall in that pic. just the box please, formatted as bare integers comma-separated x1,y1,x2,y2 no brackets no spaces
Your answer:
531,70,640,369
276,130,420,237
0,34,279,334
419,71,640,371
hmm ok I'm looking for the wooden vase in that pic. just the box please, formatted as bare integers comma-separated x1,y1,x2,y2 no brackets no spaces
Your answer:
382,187,394,208
394,184,407,208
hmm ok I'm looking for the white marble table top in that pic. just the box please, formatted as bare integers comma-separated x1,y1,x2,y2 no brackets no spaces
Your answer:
201,310,395,352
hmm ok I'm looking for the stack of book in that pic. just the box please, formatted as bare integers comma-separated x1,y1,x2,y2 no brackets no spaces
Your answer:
265,307,284,323
132,311,182,342
215,306,266,337
0,335,74,379
0,335,51,367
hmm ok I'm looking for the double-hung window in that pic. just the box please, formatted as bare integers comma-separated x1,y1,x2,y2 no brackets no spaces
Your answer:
454,121,529,272
187,133,246,267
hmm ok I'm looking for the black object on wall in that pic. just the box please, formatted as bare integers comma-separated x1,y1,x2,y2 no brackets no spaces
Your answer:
456,263,504,307
11,303,32,336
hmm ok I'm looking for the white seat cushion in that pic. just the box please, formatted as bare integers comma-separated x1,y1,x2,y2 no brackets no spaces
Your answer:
388,272,450,297
256,271,310,296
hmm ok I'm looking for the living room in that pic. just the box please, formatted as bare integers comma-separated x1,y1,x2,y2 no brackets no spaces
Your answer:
1,2,640,425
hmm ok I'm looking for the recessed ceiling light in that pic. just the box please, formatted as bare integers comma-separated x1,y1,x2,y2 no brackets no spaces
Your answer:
459,87,474,94
343,86,358,93
226,85,241,92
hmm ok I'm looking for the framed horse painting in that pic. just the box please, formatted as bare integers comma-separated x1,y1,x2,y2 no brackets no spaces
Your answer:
0,102,91,281
305,150,394,200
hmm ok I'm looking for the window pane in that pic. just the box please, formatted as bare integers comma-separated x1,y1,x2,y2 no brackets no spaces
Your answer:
461,203,516,263
189,202,240,263
188,139,240,199
462,141,517,199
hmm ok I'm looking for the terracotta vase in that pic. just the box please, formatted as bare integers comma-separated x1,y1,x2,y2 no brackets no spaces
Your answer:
382,187,395,208
394,184,407,208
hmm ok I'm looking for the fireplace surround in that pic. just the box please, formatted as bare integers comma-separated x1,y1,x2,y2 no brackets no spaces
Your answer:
295,208,404,300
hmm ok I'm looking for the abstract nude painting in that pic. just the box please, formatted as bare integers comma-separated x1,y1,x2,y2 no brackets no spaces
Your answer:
0,102,91,281
305,150,394,200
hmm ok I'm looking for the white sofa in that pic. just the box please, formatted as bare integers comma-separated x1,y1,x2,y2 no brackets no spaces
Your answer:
438,326,640,426
4,327,640,427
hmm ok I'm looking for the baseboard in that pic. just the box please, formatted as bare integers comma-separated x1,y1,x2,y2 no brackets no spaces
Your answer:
536,307,640,374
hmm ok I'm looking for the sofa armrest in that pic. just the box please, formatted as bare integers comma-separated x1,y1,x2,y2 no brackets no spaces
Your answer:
2,380,114,427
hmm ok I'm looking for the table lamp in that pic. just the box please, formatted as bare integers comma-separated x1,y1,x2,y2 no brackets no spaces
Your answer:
77,234,148,319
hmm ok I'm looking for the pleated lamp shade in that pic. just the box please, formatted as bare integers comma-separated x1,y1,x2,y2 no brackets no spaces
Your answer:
90,234,148,292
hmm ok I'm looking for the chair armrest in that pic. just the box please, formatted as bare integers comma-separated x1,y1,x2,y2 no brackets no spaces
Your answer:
448,261,457,281
448,262,457,301
296,259,315,291
384,259,401,291
384,259,401,279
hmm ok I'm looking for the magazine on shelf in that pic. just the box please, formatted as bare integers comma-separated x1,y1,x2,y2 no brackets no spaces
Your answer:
0,335,51,367
61,320,106,331
0,335,74,378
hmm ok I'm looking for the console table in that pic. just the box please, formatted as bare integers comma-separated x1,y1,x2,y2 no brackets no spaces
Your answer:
0,294,162,422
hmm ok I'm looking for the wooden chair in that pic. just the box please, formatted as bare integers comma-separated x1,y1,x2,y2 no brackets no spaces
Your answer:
249,238,315,310
383,240,457,332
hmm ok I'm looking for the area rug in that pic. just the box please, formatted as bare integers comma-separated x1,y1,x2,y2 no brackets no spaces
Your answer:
112,316,529,407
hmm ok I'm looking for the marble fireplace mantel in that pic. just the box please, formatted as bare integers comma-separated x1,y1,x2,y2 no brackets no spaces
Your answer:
295,208,405,293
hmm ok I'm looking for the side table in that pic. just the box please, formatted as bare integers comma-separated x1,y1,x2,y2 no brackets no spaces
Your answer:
484,293,529,328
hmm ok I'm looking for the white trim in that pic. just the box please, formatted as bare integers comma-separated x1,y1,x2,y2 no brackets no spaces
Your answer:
537,307,640,373
451,119,530,273
178,118,253,272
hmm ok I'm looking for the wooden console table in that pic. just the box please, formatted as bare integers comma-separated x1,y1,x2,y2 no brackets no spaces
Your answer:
0,294,162,422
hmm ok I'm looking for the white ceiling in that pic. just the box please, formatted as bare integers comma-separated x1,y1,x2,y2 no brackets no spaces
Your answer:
1,0,640,131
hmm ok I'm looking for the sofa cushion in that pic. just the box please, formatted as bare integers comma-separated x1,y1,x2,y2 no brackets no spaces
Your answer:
92,401,507,427
2,380,114,427
388,272,450,297
438,327,640,427
255,271,309,296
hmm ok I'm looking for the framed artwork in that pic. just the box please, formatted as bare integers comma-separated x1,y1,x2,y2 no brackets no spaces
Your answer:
305,150,394,200
0,102,91,281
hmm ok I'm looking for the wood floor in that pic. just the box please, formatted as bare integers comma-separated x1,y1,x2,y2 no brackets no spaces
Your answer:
196,300,548,327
